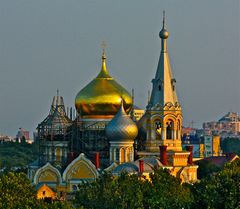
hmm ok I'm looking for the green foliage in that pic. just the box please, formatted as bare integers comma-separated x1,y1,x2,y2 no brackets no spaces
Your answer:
0,141,39,172
74,169,193,209
193,159,240,209
196,159,221,179
0,172,74,209
146,169,193,209
0,172,37,208
221,137,240,155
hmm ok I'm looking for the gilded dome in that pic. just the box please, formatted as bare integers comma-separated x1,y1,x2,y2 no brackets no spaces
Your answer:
105,101,138,141
75,52,133,118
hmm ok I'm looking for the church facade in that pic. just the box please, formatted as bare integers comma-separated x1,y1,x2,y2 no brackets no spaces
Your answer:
28,14,198,199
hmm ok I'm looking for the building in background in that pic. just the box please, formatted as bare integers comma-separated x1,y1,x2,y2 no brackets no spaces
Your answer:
16,128,32,143
132,105,145,122
0,134,15,143
203,112,240,137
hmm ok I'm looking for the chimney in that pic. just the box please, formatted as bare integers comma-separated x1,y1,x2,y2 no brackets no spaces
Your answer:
186,145,193,164
159,145,167,165
139,160,144,173
95,152,100,169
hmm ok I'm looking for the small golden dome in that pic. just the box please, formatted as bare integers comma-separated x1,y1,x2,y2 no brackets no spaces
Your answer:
75,52,133,118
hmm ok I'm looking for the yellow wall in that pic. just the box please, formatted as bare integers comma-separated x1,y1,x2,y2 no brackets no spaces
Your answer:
37,184,56,200
212,135,220,156
38,170,59,183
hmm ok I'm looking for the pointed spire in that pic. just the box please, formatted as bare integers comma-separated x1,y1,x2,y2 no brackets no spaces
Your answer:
149,12,179,108
96,41,112,79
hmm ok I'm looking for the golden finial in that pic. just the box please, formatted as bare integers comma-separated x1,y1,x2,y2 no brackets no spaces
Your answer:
159,10,169,39
96,41,111,78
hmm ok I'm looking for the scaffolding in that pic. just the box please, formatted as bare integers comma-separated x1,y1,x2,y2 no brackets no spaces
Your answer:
37,94,72,168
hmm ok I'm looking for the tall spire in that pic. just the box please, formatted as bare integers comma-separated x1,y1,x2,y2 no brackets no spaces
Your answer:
149,11,179,107
145,13,182,152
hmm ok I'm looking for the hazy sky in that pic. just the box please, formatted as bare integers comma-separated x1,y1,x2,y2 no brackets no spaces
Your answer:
0,0,239,137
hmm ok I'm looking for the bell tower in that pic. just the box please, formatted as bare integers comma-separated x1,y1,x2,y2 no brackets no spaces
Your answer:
145,12,182,152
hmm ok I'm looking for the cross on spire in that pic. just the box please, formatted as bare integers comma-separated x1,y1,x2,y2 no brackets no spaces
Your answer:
163,10,166,28
101,41,107,54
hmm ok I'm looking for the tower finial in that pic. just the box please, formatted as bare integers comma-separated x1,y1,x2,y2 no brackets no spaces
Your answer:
57,89,59,97
97,41,111,78
159,10,169,39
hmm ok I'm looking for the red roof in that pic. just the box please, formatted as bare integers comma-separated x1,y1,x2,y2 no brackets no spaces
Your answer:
200,154,239,167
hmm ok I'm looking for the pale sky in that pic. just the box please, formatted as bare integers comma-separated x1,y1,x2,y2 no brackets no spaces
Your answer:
0,0,239,137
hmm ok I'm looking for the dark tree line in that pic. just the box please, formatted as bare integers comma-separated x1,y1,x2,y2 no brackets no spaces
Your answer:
1,160,239,209
75,160,240,209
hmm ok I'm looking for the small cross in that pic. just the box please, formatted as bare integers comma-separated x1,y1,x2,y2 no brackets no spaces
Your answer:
101,41,107,53
163,10,166,26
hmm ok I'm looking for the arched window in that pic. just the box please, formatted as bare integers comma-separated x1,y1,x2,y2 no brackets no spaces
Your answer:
166,120,174,139
120,148,125,163
115,148,119,161
155,120,162,140
126,148,130,162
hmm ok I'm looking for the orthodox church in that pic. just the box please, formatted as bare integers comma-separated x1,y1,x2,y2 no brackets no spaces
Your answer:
28,14,198,198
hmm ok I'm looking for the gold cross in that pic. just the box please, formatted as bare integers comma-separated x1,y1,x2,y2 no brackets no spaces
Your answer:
101,41,107,53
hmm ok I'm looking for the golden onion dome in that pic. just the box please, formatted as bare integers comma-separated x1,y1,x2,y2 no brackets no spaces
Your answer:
106,101,138,141
75,52,133,118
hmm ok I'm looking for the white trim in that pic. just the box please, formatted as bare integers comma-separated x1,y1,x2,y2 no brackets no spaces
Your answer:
62,153,99,181
33,162,62,185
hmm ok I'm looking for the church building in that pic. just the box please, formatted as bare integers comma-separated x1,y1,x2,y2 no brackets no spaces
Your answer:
28,13,198,199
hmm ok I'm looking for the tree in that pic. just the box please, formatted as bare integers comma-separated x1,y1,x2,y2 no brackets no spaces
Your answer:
0,172,38,208
75,172,145,209
74,169,193,209
196,159,221,179
0,141,39,172
0,172,73,209
221,137,240,155
145,169,193,209
193,159,240,209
